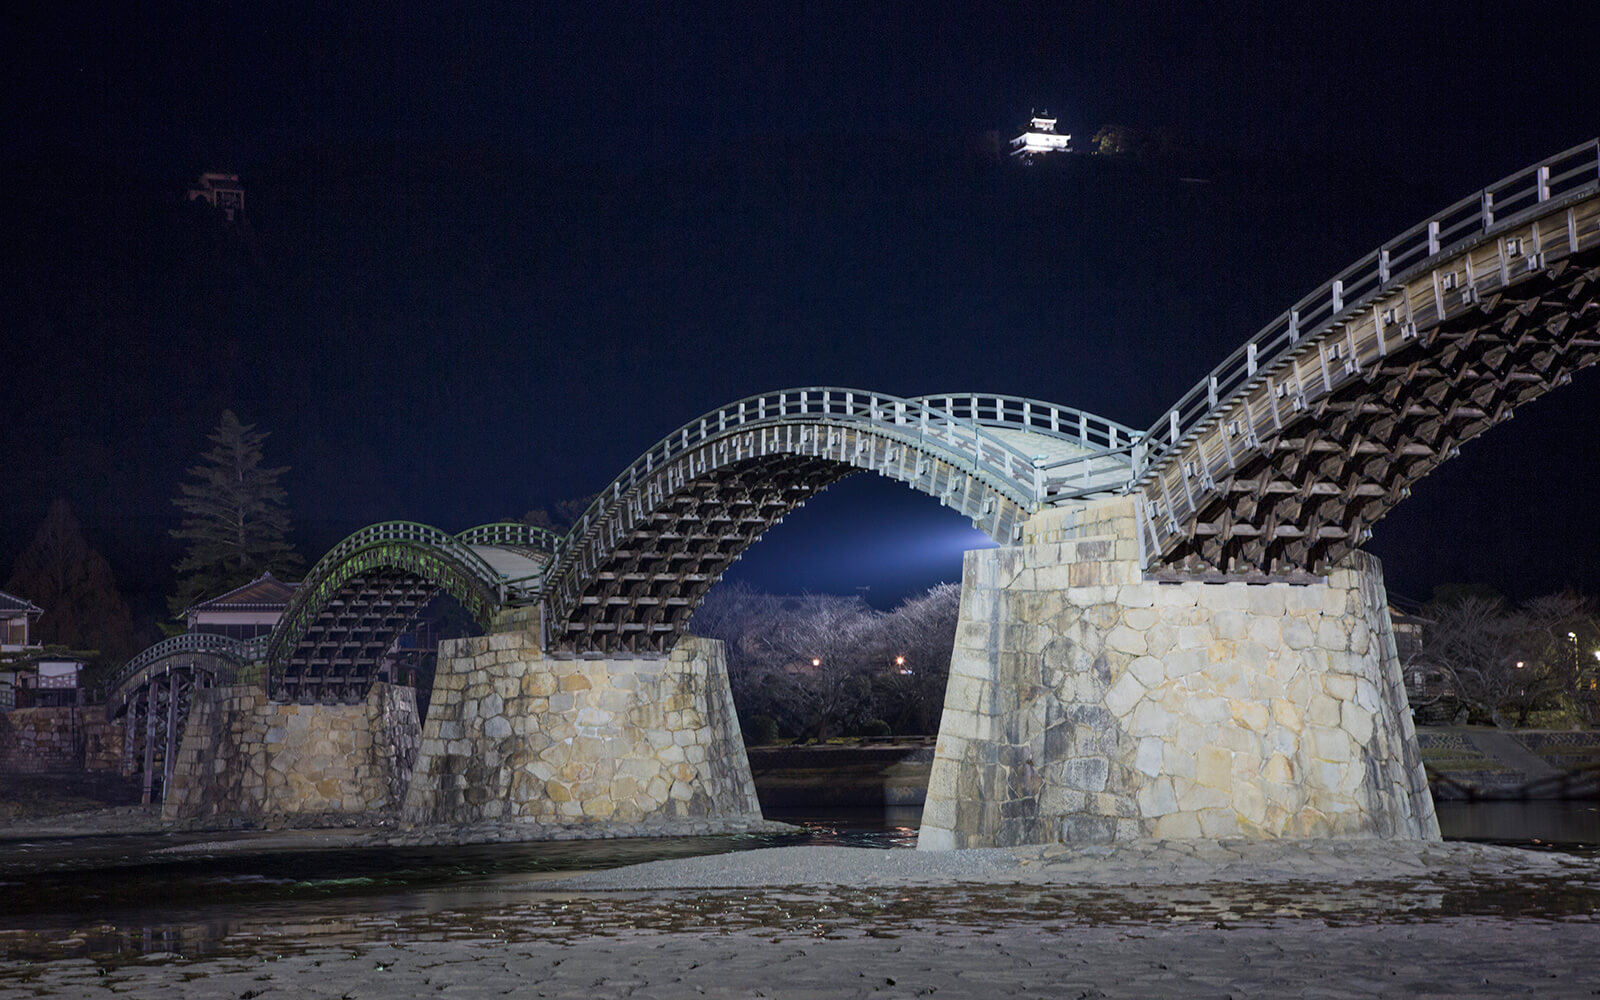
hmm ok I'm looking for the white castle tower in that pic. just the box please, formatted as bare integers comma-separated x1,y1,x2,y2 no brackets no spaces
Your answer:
1009,112,1073,160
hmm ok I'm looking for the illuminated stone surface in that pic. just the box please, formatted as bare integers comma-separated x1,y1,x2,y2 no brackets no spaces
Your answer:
402,628,761,828
163,682,419,823
919,497,1437,849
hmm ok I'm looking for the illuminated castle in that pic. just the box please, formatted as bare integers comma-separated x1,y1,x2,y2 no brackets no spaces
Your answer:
1009,113,1073,160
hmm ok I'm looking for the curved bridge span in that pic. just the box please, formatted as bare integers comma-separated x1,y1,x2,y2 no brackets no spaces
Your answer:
263,521,557,701
1134,139,1600,575
112,140,1600,712
107,522,557,711
539,389,1138,653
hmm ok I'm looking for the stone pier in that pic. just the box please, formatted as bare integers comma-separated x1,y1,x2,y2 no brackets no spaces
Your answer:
164,682,420,825
402,617,762,831
918,497,1438,850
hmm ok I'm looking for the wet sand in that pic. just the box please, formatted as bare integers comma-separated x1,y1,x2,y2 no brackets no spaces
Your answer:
2,840,1597,999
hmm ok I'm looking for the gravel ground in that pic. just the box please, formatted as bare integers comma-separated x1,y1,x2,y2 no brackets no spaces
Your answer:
550,838,1591,889
5,921,1599,1000
2,839,1596,999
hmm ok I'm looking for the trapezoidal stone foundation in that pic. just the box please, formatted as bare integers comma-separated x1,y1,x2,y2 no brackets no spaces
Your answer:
402,622,762,832
164,682,421,826
918,497,1438,850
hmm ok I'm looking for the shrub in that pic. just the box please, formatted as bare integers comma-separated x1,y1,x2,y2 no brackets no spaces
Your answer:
742,714,781,745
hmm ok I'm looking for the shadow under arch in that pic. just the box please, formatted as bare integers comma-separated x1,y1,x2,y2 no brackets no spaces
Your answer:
539,388,1136,655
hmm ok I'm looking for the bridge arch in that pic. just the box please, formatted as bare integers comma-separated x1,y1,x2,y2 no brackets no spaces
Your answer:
1132,139,1600,576
539,388,1137,655
106,631,263,719
264,521,554,702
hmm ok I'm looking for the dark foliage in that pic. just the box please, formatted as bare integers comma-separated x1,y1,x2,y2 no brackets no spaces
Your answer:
168,410,303,618
5,499,142,684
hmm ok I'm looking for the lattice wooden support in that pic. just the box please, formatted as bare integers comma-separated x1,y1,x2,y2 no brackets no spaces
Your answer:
277,569,438,703
553,454,855,655
1163,254,1600,576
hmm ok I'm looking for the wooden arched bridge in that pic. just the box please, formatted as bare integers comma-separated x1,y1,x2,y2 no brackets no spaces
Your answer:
111,139,1600,760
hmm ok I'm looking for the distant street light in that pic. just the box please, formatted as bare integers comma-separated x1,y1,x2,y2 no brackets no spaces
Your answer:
811,658,821,668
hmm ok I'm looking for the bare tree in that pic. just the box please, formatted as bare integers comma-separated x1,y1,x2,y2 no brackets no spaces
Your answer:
1414,592,1598,727
746,593,880,741
692,582,963,741
1513,592,1599,724
689,582,787,724
865,583,960,733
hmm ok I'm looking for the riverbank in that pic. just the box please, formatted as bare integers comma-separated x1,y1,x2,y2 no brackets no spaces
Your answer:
749,729,1600,808
2,839,1596,998
3,726,1594,844
550,836,1596,888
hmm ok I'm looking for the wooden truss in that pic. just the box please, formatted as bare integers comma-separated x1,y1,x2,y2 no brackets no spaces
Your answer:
1151,249,1600,575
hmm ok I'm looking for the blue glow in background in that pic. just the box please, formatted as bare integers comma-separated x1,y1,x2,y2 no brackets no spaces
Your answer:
720,476,995,609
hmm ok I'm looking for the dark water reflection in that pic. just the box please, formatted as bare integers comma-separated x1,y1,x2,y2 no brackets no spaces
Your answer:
1435,799,1600,847
0,812,913,942
0,801,1594,966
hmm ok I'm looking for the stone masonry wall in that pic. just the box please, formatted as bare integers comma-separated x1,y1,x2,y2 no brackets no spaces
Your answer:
919,496,1438,849
164,682,419,825
0,707,81,772
403,627,762,829
0,707,123,773
82,716,126,772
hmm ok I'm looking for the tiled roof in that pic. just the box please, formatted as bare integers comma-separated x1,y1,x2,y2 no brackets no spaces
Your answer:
189,572,300,612
0,590,43,616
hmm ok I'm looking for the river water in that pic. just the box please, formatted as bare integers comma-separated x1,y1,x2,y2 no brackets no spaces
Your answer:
0,801,1593,966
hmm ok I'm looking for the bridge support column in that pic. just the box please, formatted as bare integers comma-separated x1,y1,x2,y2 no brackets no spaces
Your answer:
402,618,762,833
163,682,420,825
919,497,1438,850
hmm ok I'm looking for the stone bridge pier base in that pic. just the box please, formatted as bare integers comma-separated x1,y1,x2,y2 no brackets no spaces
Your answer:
402,617,762,831
163,682,421,825
918,497,1438,850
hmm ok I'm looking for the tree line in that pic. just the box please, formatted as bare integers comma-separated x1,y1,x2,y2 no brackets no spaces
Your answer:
4,410,301,688
689,582,961,743
1406,588,1600,729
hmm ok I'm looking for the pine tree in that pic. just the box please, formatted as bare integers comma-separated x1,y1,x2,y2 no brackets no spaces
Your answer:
169,410,303,618
5,498,140,668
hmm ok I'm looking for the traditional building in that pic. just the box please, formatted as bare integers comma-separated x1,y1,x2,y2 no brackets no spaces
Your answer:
0,590,42,653
1009,113,1073,160
19,660,85,708
0,591,88,709
0,590,44,710
184,572,298,639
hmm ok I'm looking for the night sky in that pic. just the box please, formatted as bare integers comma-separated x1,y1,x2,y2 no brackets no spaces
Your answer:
5,3,1599,627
